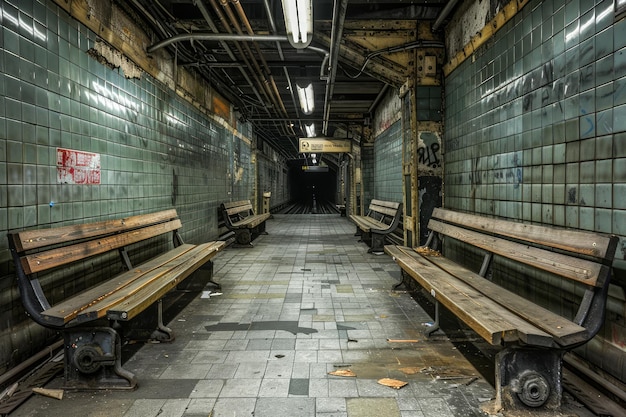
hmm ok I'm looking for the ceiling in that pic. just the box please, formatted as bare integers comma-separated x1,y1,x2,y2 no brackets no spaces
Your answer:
123,0,448,161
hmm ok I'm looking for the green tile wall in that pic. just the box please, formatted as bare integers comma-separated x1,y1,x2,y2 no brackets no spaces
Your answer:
0,0,261,371
374,121,403,203
361,120,403,210
445,0,626,381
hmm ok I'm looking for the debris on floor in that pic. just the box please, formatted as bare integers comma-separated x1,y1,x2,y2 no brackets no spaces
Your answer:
386,339,419,343
32,388,63,400
377,378,408,389
328,369,356,377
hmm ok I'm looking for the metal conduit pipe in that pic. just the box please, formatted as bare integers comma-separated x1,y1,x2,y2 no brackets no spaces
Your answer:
230,0,290,122
367,84,389,114
322,0,349,135
346,40,445,80
206,0,276,112
261,0,304,138
193,0,267,112
148,34,329,62
216,0,277,111
306,45,331,80
248,117,366,123
216,1,291,141
262,0,300,117
432,0,460,32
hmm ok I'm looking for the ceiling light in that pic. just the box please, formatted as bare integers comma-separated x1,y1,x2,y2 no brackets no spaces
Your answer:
297,83,314,115
305,124,316,138
281,0,313,48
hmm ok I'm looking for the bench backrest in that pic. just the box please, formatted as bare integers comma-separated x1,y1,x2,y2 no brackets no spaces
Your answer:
222,200,255,218
366,199,401,224
8,210,183,323
427,208,618,335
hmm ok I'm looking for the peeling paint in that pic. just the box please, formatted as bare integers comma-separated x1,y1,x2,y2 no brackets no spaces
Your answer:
446,0,491,60
88,40,142,79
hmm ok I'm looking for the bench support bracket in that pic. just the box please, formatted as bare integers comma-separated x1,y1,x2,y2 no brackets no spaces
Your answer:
152,299,174,342
484,346,563,415
63,327,137,390
234,229,253,246
368,232,386,253
424,300,440,336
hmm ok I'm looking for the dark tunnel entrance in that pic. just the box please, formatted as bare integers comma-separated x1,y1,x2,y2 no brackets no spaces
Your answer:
281,162,339,214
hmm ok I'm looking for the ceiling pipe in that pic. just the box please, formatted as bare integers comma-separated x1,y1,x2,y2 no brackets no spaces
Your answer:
262,0,299,113
307,45,330,80
148,34,329,63
322,0,349,135
230,0,290,122
261,0,305,142
345,39,445,80
367,84,389,114
147,32,331,110
209,0,277,111
193,0,268,116
218,0,289,137
432,0,460,32
249,117,366,122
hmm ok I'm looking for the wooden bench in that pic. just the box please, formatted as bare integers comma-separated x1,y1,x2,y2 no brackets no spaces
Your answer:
220,200,271,246
349,199,402,253
385,208,618,414
7,209,226,390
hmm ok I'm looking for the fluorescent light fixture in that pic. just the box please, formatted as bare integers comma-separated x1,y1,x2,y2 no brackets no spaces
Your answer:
297,83,315,115
281,0,313,48
305,124,316,138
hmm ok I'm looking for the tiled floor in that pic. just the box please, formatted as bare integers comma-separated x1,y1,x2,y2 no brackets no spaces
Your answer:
13,214,499,417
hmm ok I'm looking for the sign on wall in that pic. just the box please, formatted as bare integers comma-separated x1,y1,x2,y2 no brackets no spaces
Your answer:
57,148,101,184
299,138,351,153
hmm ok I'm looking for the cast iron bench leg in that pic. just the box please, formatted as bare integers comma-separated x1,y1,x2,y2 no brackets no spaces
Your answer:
482,346,563,414
64,327,137,390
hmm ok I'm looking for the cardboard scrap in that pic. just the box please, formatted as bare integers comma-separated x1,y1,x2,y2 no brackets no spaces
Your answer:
377,378,408,389
328,369,356,377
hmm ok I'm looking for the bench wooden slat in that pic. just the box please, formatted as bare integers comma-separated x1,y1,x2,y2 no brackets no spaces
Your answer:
424,253,589,346
21,219,182,275
385,245,554,347
223,200,254,215
107,241,225,321
40,244,197,326
428,219,603,287
370,199,401,210
11,210,179,252
222,200,252,209
349,216,387,232
369,205,398,218
225,204,254,216
432,208,615,260
231,213,271,228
